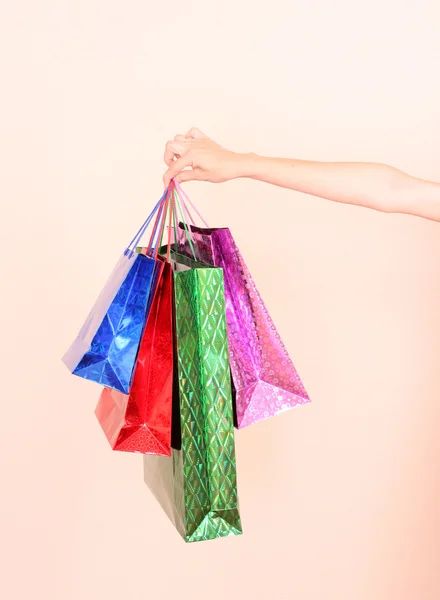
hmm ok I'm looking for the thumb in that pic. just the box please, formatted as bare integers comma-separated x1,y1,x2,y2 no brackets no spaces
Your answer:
185,127,206,140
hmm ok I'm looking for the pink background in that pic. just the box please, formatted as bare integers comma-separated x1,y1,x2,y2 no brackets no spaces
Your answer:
1,2,439,599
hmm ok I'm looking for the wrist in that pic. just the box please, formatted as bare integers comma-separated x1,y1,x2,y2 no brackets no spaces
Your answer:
233,152,264,179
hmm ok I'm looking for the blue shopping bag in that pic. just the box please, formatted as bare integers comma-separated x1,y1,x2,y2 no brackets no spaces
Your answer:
63,191,167,393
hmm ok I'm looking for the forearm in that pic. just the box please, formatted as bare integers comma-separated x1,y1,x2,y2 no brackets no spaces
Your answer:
238,153,440,221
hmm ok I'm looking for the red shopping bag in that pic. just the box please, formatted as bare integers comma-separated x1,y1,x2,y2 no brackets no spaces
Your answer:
95,257,174,455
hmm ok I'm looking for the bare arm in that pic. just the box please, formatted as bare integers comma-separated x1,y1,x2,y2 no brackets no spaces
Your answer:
163,128,440,222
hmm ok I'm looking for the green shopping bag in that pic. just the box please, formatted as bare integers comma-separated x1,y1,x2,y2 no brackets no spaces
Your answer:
143,250,242,543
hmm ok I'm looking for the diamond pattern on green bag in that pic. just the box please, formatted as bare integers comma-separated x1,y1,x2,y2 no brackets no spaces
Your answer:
174,266,242,543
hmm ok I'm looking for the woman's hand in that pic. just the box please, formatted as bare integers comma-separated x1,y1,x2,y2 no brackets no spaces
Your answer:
163,128,440,222
163,128,248,187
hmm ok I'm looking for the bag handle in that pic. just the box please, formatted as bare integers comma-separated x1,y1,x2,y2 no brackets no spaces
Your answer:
165,187,174,262
125,190,167,258
174,181,209,228
133,181,206,262
146,190,169,257
146,185,174,262
141,185,174,261
173,179,209,229
171,182,197,261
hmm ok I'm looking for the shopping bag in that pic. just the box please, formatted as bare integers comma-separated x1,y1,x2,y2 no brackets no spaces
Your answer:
95,257,174,455
144,250,242,543
63,193,166,393
174,185,310,428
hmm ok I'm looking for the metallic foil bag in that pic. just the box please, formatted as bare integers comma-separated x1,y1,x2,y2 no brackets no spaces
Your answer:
63,195,167,393
177,224,310,428
63,253,156,393
95,260,173,455
144,251,242,543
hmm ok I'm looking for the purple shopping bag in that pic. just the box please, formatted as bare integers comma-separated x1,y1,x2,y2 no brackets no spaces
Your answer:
174,201,310,429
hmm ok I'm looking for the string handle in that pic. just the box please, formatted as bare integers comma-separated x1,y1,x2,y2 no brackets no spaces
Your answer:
133,181,207,263
136,186,175,260
144,185,174,262
173,181,209,228
125,190,167,258
170,180,210,261
169,182,197,261
145,190,169,257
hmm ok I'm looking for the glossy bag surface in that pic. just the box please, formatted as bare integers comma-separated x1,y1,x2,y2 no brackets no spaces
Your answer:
63,195,167,393
63,253,156,393
144,251,242,543
95,260,173,454
177,224,310,428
